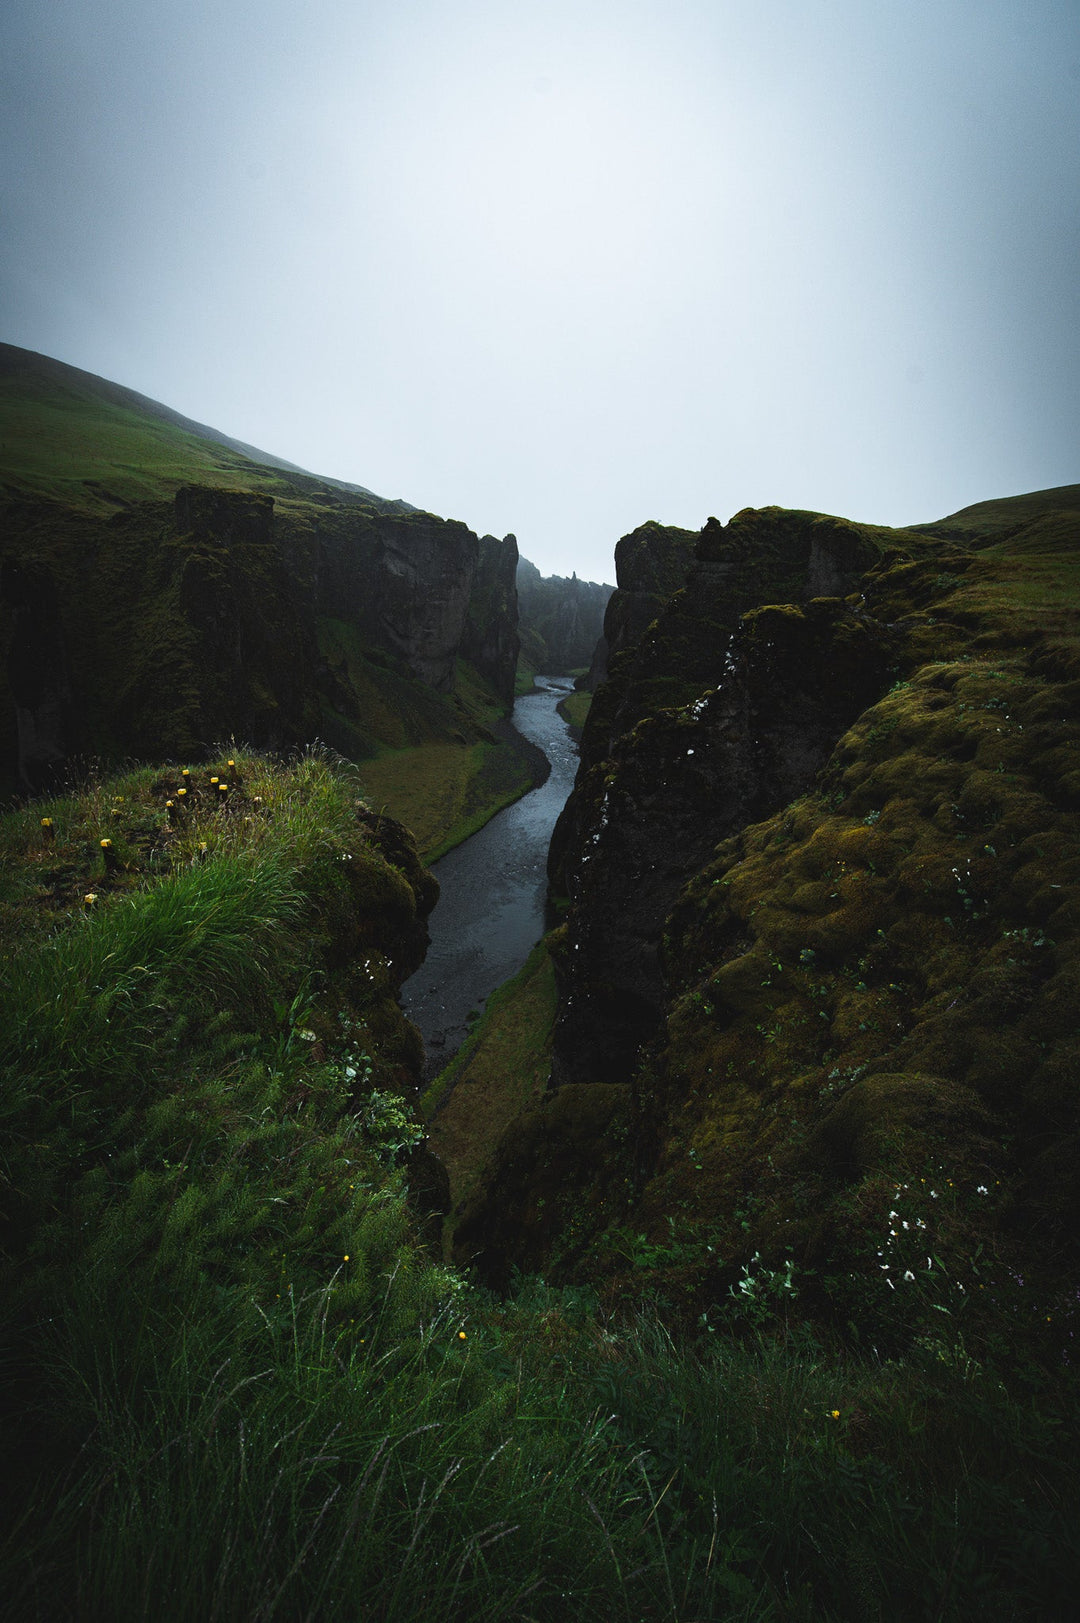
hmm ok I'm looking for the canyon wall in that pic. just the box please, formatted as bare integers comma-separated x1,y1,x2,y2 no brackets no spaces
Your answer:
0,345,522,793
516,557,613,677
0,484,520,792
455,490,1080,1368
460,533,521,707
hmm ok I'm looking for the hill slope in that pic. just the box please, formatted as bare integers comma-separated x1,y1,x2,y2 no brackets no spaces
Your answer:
0,346,525,843
0,341,411,514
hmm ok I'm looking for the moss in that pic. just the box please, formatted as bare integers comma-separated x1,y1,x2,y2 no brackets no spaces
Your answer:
556,689,592,737
453,1081,634,1286
812,1073,997,1179
469,494,1080,1361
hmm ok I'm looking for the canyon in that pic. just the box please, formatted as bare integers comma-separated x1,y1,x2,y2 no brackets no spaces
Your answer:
5,343,1079,1366
4,348,1079,1617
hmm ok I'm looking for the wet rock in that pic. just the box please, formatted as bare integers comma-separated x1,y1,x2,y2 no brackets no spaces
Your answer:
461,533,521,707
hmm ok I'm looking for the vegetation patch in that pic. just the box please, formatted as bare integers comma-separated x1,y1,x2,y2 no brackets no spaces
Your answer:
557,688,592,736
423,938,557,1224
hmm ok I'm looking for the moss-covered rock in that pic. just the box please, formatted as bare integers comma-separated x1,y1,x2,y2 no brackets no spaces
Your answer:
463,491,1080,1366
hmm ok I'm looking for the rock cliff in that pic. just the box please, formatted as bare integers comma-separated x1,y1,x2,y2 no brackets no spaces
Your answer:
455,488,1080,1368
516,557,613,677
0,350,522,792
460,533,521,707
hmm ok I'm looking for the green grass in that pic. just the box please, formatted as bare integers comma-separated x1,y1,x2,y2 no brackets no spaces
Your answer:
314,629,542,858
6,1270,1078,1622
0,368,298,515
0,344,384,516
3,754,1080,1620
424,938,557,1213
914,483,1080,542
557,689,593,735
359,739,496,857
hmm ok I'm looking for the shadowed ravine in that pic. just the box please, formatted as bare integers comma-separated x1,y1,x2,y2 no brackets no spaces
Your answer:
401,676,578,1075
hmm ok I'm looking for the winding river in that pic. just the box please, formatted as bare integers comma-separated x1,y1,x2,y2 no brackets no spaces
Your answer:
401,676,579,1075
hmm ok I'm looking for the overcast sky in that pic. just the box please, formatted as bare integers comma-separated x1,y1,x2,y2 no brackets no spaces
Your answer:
2,0,1077,582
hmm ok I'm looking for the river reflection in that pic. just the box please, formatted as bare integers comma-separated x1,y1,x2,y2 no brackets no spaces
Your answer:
400,676,579,1075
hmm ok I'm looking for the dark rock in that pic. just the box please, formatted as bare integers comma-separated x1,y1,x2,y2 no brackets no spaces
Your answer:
461,534,521,707
0,557,76,792
549,597,898,1093
0,485,522,788
516,557,613,676
462,493,1080,1355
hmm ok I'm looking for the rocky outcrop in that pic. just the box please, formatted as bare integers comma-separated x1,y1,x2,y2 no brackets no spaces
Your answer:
547,598,899,1096
600,521,699,671
575,510,882,781
368,514,479,693
548,508,883,892
309,505,482,693
1,484,521,789
0,556,77,793
516,558,613,676
461,534,521,707
0,349,526,789
456,494,1080,1362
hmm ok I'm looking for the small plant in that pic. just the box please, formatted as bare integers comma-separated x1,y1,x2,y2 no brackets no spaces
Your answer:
697,1251,802,1332
354,1086,425,1160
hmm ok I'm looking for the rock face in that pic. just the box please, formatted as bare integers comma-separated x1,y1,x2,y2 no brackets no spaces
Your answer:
599,521,699,679
455,492,1080,1363
548,597,897,1097
461,534,521,707
548,508,881,893
314,506,481,694
1,554,77,793
516,557,613,676
0,484,520,791
0,349,525,789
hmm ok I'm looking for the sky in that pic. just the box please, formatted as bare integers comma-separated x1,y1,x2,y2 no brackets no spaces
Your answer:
1,0,1078,584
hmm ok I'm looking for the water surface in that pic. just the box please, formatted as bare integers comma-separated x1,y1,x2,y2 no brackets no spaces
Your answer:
401,676,578,1074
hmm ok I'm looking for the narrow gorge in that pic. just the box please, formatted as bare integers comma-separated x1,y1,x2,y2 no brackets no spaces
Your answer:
4,344,1080,1620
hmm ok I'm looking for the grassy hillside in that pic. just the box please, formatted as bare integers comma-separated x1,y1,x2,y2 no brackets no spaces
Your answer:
914,482,1080,542
0,341,400,515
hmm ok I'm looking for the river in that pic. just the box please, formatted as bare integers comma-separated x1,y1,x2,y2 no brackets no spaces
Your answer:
400,676,579,1076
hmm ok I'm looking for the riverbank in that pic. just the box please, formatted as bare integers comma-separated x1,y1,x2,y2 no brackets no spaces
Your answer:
422,937,556,1233
400,678,578,1077
356,714,549,864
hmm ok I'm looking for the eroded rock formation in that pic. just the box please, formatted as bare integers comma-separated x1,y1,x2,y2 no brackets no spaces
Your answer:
455,491,1080,1356
461,533,521,707
516,557,613,676
0,483,520,789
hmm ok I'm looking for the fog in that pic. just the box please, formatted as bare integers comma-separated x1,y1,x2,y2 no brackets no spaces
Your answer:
2,0,1077,582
